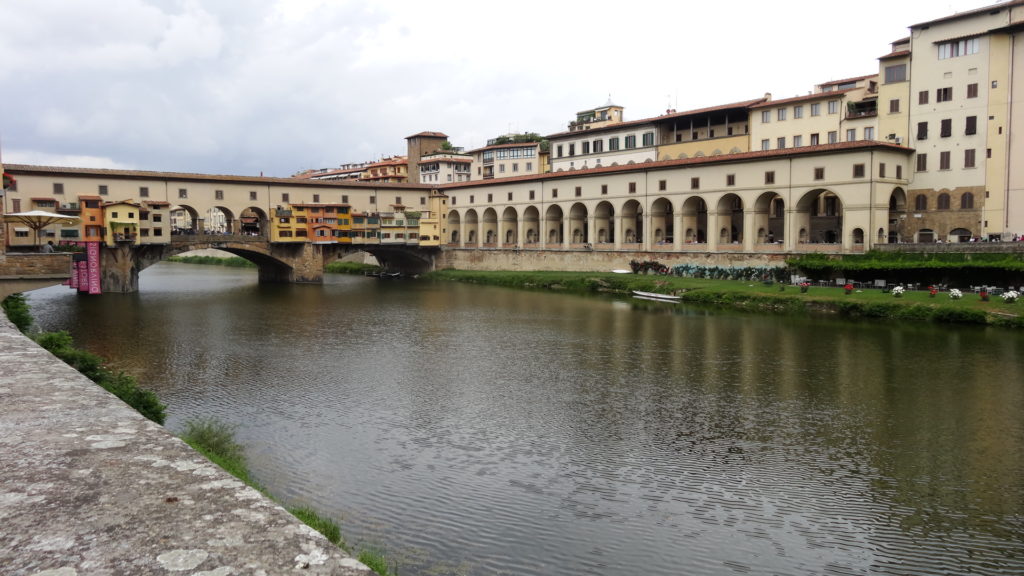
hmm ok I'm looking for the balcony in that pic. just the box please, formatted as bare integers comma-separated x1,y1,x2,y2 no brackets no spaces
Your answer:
58,203,81,213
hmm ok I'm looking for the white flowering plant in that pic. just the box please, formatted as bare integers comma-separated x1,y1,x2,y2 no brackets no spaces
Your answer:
1001,290,1019,303
948,289,963,300
891,286,905,296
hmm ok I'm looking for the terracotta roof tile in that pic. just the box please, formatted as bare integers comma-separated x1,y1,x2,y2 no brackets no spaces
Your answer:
879,49,911,60
546,97,767,139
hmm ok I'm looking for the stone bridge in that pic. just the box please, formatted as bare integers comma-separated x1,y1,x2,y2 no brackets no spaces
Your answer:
100,235,441,293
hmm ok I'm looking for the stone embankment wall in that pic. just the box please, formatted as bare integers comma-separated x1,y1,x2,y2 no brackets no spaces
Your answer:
0,253,73,299
0,315,373,576
437,248,788,272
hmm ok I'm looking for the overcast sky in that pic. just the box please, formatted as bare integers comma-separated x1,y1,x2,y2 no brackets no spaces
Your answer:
0,0,993,177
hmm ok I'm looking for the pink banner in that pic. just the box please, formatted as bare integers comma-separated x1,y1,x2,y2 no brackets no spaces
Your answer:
87,241,102,294
77,261,89,292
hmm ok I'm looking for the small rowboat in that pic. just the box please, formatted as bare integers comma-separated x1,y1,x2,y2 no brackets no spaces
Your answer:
631,290,680,303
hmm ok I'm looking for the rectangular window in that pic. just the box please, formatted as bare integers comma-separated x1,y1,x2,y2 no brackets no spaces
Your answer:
593,140,603,153
889,99,900,113
608,137,619,151
526,162,533,171
896,165,903,179
581,141,590,155
941,118,952,137
917,122,928,140
625,135,636,149
342,195,349,203
574,186,581,197
936,87,952,102
529,190,535,200
828,131,838,144
916,153,928,172
690,177,700,190
761,139,770,151
940,151,951,170
793,135,802,147
919,91,929,105
282,193,290,202
601,184,608,195
814,167,825,180
793,105,803,119
140,186,149,198
761,110,771,123
967,83,979,98
370,196,376,204
249,191,257,200
853,163,865,178
765,171,775,185
51,182,64,195
864,127,875,140
99,185,109,195
726,174,736,186
487,193,492,203
552,189,558,199
499,164,505,173
964,148,976,168
178,188,187,199
628,182,636,193
810,103,821,116
884,63,907,83
938,37,980,59
777,137,786,149
313,193,321,203
810,133,819,146
846,128,857,141
965,116,977,135
215,189,224,200
557,145,563,158
568,143,575,156
879,163,887,178
658,180,666,191
828,100,838,114
642,132,654,146
508,192,513,201
777,108,787,121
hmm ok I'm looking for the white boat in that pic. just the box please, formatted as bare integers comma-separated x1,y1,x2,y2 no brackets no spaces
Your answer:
631,290,681,303
611,269,632,274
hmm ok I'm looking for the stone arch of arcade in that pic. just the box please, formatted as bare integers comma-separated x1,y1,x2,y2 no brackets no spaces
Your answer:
171,204,269,236
442,185,892,252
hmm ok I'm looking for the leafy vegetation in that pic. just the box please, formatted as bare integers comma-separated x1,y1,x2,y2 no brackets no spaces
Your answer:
2,293,33,333
787,251,1024,286
167,255,257,268
358,548,398,576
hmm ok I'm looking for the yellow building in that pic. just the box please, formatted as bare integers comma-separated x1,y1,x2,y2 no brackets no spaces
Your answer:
102,201,142,247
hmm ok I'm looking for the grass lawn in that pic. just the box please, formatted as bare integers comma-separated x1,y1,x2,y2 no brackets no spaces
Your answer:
425,270,1022,327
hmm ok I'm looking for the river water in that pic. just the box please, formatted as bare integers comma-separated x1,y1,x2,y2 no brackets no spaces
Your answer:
26,263,1024,576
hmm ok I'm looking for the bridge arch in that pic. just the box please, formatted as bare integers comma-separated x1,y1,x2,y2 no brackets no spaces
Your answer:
594,201,614,244
523,206,540,245
568,203,588,244
464,209,479,245
796,188,843,245
501,206,518,246
650,197,673,244
447,210,461,244
482,208,498,245
545,205,563,245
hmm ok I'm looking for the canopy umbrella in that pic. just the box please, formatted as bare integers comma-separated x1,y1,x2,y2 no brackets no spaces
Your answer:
3,210,81,248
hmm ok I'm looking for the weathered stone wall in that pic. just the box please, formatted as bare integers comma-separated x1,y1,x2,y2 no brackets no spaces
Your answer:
0,253,74,299
0,315,373,576
436,248,788,272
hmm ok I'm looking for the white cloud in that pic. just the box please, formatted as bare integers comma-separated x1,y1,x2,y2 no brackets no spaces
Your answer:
0,0,992,177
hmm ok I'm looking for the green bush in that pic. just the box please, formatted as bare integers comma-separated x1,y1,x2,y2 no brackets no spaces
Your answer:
1,293,33,333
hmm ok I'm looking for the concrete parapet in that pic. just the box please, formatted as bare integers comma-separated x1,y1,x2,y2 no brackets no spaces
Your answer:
0,316,373,576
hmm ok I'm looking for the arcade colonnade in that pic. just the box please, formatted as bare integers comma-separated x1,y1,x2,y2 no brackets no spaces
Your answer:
445,185,910,254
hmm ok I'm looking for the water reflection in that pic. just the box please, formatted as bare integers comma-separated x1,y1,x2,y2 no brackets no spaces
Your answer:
27,263,1024,575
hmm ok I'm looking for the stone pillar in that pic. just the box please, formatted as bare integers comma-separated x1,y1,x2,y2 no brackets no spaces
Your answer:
743,210,756,251
707,210,720,251
673,210,683,250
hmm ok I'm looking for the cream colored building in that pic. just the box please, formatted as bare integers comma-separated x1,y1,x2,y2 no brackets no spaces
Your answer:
469,142,542,180
419,151,472,184
900,0,1024,241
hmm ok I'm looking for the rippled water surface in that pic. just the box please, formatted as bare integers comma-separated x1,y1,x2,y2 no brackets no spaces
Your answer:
27,263,1024,575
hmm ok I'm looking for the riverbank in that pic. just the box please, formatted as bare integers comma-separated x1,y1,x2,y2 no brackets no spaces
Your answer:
424,270,1024,328
0,313,375,575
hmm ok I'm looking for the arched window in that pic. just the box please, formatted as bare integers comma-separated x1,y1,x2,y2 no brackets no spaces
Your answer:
915,194,928,210
937,193,950,210
960,192,975,209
